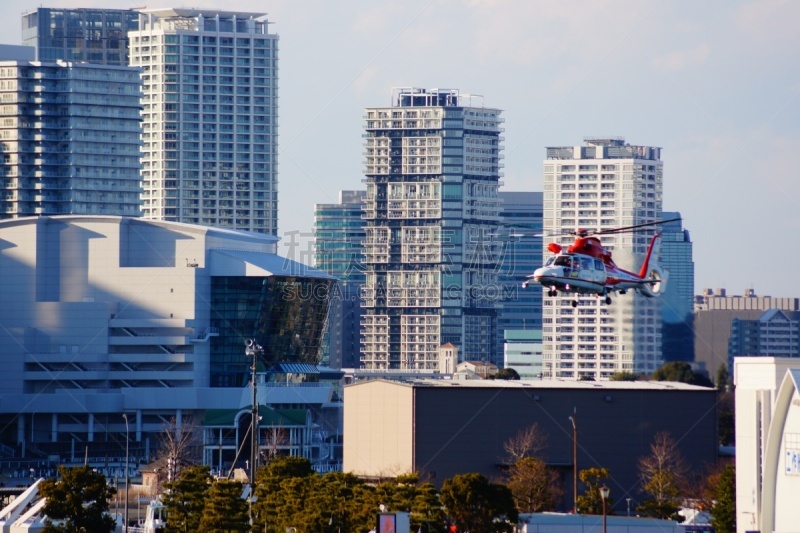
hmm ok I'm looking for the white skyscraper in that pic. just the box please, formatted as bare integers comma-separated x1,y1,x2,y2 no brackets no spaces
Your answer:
130,9,278,234
542,138,663,379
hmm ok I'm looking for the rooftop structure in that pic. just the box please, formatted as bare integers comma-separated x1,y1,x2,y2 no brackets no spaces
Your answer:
22,8,140,65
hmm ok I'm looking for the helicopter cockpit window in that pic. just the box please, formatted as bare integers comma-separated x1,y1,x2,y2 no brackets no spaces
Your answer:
545,257,555,266
554,256,572,267
594,259,604,271
580,258,591,270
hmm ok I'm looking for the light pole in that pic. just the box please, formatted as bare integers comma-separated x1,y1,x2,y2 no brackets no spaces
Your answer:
568,410,577,513
626,497,631,517
245,339,263,528
600,485,610,533
123,413,129,533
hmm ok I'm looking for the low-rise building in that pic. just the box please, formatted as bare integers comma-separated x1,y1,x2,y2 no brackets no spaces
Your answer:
344,378,717,512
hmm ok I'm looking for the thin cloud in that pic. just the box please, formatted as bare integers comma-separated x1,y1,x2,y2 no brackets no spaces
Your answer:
652,42,711,72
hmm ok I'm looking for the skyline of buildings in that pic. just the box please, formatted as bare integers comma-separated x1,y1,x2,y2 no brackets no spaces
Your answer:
360,87,504,369
0,6,795,379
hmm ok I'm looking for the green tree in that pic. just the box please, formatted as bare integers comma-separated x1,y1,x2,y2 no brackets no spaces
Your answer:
412,481,446,533
253,456,315,532
440,472,518,532
575,467,612,515
506,457,561,513
637,432,688,520
372,474,446,533
40,465,117,533
652,361,713,387
718,390,735,446
161,464,212,532
711,464,736,533
492,368,521,380
197,478,249,532
716,364,730,391
610,371,641,381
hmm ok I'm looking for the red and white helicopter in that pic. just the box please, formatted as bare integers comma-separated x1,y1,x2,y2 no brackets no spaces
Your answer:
522,219,678,307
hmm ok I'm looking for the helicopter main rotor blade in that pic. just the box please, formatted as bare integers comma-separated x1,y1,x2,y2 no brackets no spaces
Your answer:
589,217,681,236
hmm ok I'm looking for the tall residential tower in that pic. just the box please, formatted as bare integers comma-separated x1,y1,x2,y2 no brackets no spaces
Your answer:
542,138,663,379
361,88,503,369
0,60,143,217
130,9,278,234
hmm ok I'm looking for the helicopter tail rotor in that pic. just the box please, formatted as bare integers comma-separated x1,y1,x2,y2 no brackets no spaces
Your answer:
638,265,668,298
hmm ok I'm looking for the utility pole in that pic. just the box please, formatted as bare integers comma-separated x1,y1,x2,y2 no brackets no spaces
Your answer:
569,408,577,513
123,413,129,533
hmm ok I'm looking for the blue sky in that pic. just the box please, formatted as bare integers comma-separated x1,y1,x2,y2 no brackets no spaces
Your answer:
4,0,799,297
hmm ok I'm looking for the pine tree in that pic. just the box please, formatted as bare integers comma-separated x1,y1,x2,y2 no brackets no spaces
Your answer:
40,465,117,533
198,478,249,532
711,464,736,533
440,472,518,533
161,464,212,532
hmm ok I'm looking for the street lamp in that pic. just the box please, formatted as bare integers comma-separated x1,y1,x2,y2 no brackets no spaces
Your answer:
600,485,610,533
568,411,577,513
123,413,129,533
626,497,631,517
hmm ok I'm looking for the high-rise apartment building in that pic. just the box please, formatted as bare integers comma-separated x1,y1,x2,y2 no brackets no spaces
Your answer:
542,138,663,379
361,88,503,369
22,8,140,65
130,9,278,234
0,60,143,217
314,190,366,368
660,212,694,362
496,191,543,366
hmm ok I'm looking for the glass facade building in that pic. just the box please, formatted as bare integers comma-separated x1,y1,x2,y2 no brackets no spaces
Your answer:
496,191,543,367
660,212,695,362
362,88,504,369
0,60,143,217
543,138,663,379
130,9,279,235
313,190,366,368
22,8,140,66
210,276,333,387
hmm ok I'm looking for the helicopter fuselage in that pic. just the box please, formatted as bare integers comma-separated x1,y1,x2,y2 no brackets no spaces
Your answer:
525,253,651,296
522,233,666,300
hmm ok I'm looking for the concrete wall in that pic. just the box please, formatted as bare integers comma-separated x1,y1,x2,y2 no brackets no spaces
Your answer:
343,381,414,478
